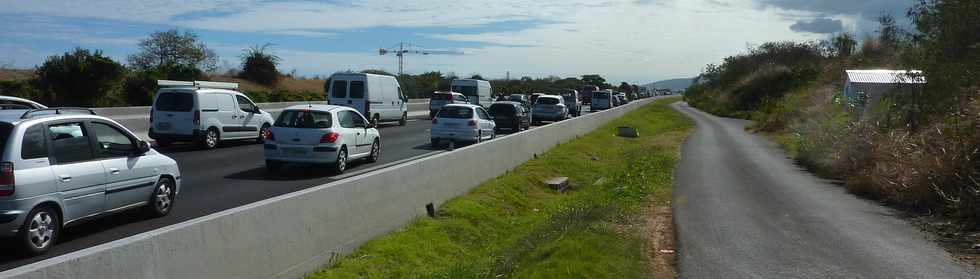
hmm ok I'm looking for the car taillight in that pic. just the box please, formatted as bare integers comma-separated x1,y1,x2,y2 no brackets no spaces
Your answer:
320,132,340,143
194,110,201,126
468,120,477,127
265,129,275,141
0,162,14,196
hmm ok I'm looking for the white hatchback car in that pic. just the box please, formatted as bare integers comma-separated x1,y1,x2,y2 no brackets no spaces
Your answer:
430,104,495,147
264,105,381,173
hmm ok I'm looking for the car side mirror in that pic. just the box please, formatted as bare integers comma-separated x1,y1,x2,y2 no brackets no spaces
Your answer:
137,141,151,154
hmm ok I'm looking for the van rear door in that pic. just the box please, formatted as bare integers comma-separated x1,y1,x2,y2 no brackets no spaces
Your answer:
153,90,196,135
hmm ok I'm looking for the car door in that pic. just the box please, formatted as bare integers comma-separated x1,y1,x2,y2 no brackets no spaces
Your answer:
232,95,260,139
347,111,372,155
46,121,106,222
238,95,264,138
476,108,494,137
91,121,159,211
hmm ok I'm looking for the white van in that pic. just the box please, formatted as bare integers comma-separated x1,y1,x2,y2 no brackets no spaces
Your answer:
327,73,408,126
149,80,275,149
450,79,493,108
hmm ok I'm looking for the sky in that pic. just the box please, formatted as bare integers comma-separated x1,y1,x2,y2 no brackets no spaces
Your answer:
0,0,915,84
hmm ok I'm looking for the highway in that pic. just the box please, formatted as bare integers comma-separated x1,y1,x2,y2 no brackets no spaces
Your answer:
670,102,977,278
0,103,594,270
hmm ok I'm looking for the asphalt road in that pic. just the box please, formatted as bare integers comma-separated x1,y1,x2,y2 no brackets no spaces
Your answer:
670,102,977,278
0,104,596,270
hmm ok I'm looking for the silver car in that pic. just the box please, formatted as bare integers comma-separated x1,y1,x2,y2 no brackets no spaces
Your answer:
430,104,496,147
428,91,469,118
0,108,181,255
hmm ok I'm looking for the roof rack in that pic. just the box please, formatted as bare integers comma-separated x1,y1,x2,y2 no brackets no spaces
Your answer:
21,107,97,119
157,80,239,90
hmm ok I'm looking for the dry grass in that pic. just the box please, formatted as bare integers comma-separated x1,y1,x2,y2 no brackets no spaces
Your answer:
0,68,34,81
209,75,325,93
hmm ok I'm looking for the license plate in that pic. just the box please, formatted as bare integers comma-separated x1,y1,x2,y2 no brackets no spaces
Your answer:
282,147,308,156
156,122,171,130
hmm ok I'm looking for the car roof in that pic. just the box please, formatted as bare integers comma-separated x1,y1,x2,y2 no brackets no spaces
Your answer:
0,110,126,128
158,87,244,95
282,104,349,112
538,95,561,99
0,96,46,108
491,101,521,106
443,103,480,109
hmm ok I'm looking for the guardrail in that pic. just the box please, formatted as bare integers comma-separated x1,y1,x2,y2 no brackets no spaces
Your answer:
0,97,659,279
93,99,430,117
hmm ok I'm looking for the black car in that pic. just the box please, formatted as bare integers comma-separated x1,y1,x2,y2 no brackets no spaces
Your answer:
508,94,531,110
488,101,531,133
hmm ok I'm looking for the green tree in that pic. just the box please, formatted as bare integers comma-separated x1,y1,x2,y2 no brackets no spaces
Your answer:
581,74,606,87
36,48,126,106
826,32,857,58
128,29,218,74
240,44,281,86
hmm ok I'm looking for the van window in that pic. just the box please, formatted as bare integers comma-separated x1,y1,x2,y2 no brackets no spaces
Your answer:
331,80,347,99
48,122,94,164
438,106,473,119
451,85,478,97
236,95,256,112
275,110,332,128
155,92,194,112
21,125,48,159
349,81,365,99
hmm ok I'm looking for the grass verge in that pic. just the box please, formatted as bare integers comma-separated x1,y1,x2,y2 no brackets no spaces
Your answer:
308,97,693,278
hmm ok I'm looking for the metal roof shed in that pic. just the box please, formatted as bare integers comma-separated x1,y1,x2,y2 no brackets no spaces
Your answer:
843,70,925,113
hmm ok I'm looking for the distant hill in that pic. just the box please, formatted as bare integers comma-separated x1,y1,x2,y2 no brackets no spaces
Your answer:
643,77,694,91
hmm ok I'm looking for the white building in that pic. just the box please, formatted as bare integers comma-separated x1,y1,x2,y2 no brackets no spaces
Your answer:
843,70,926,113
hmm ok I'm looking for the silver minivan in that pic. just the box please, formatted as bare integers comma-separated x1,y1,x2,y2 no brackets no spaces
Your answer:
0,108,181,255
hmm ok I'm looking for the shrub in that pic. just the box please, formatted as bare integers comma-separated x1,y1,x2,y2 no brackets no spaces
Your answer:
240,44,280,86
36,48,126,107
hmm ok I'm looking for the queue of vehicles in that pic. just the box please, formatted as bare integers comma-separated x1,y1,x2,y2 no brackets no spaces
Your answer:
0,73,650,256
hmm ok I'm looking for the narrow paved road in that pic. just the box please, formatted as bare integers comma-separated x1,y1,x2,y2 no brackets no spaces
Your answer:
671,102,977,278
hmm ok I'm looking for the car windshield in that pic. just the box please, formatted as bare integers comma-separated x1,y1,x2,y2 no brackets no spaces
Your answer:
537,98,560,105
275,110,332,128
451,85,478,97
489,104,516,116
438,106,473,118
155,92,194,112
594,92,610,98
431,93,452,100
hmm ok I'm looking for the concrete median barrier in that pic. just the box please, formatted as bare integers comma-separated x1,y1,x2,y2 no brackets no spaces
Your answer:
0,98,658,279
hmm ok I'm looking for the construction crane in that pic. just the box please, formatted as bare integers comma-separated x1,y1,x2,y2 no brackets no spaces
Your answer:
379,42,463,76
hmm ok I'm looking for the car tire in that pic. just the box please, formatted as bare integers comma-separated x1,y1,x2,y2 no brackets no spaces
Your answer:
266,160,282,173
146,177,176,218
366,139,380,163
18,205,60,256
200,128,219,150
477,131,483,143
431,138,440,148
257,124,271,143
371,115,380,128
333,147,348,174
399,112,407,126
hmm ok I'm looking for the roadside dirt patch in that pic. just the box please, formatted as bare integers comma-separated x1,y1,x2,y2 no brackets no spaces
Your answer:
908,215,980,267
641,201,677,278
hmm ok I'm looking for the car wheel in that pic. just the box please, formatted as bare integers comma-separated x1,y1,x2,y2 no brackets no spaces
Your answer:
147,177,176,218
399,112,407,126
366,139,380,163
201,128,219,150
333,147,348,174
18,205,59,256
257,124,271,143
371,115,380,128
490,129,495,139
431,138,440,148
266,160,282,173
477,131,483,143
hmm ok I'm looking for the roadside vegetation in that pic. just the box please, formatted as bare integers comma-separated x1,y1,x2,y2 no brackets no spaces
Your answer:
307,98,692,278
683,0,979,259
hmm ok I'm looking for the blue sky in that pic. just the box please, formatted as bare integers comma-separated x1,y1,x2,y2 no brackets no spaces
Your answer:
0,0,913,84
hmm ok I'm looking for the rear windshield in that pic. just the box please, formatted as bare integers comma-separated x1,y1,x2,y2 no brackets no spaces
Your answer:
451,85,478,96
155,92,194,112
489,104,516,116
331,80,347,99
350,81,365,98
593,92,610,98
275,110,333,128
438,106,473,118
431,93,452,100
537,97,560,105
509,95,525,101
0,123,10,158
